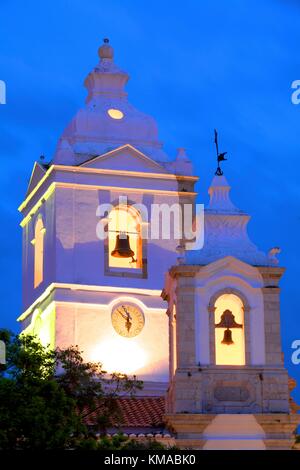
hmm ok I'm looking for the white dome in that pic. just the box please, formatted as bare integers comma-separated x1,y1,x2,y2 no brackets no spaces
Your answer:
54,39,168,165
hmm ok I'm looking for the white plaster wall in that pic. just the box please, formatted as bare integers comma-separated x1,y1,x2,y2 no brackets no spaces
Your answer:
54,186,180,290
21,149,196,312
55,295,169,382
22,192,56,308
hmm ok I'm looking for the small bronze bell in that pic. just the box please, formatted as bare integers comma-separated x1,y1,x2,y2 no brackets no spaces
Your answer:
221,328,234,345
111,233,135,259
215,309,243,346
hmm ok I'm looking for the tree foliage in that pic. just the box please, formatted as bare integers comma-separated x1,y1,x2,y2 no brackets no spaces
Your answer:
76,433,168,450
0,330,144,450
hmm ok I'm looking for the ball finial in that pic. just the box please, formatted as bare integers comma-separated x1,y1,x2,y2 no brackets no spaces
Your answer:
98,38,114,60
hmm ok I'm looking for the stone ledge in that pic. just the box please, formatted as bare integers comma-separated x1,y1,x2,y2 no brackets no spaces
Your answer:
164,413,299,450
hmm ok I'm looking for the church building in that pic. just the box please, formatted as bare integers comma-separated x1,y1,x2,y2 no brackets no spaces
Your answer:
18,40,299,449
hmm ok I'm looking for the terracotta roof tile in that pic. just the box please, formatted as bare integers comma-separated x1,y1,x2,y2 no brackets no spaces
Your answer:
83,396,165,428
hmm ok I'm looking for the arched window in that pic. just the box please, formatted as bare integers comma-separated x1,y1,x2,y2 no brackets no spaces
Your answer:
108,205,142,269
214,293,245,366
33,217,45,288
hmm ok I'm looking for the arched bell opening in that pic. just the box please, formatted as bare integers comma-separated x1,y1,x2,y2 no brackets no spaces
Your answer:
213,293,246,366
108,205,143,269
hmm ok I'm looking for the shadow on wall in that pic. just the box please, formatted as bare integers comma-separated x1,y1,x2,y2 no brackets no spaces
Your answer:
54,238,179,288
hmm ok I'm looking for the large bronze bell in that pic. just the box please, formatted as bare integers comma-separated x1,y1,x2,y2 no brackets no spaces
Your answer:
111,233,135,259
221,328,234,345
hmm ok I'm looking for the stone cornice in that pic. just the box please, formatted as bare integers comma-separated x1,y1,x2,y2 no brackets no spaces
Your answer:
18,282,163,322
19,180,197,227
169,265,200,278
19,163,198,214
257,266,286,287
169,257,283,281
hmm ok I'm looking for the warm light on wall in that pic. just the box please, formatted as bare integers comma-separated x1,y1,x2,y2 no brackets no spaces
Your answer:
90,337,147,375
214,293,245,366
107,108,124,120
33,217,45,288
108,206,142,269
22,305,55,349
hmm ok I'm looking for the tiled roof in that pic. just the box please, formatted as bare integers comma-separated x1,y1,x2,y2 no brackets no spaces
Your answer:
83,396,165,428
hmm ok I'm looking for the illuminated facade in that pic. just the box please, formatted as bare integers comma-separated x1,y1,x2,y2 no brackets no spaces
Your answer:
18,40,299,448
33,216,45,288
18,40,197,388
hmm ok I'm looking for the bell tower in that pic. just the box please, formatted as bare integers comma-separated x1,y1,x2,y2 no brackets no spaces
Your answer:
163,173,300,449
18,40,198,390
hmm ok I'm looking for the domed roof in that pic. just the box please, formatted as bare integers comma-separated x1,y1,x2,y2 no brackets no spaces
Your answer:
185,174,279,267
53,39,168,165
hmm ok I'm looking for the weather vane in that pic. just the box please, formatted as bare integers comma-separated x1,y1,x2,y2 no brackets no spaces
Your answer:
214,129,228,176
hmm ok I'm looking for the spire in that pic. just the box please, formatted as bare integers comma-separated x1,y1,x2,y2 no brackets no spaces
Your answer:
98,38,114,60
208,174,240,213
84,38,129,103
185,172,278,267
53,40,169,164
169,147,193,176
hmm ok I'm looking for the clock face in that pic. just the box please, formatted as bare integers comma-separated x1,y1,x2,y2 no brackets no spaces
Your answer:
111,304,145,338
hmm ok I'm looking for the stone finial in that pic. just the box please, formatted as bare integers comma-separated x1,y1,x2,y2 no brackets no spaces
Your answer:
176,147,188,160
268,247,281,264
171,147,193,176
176,243,186,265
98,38,114,60
54,138,74,165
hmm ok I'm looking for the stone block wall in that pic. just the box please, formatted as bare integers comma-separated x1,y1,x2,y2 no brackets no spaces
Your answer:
262,287,284,366
168,366,290,414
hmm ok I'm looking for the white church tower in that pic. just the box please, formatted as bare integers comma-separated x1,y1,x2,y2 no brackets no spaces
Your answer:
18,40,197,389
163,173,300,449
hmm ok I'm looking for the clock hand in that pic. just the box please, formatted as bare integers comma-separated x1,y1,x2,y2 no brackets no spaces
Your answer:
121,305,133,333
122,305,132,321
125,317,132,333
116,309,127,320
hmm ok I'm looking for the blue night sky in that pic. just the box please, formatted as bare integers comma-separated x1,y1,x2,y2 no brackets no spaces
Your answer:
1,1,300,400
